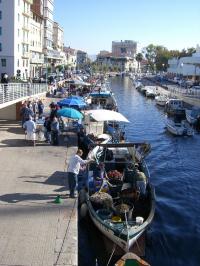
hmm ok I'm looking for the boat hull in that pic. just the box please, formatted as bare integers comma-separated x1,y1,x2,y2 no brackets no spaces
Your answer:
86,183,155,252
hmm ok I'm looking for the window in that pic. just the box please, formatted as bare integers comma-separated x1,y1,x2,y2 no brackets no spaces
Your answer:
0,11,2,20
1,59,6,67
0,43,2,51
0,27,1,35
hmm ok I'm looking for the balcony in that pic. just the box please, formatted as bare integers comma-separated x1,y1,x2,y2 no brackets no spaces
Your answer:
30,57,44,64
24,0,33,4
22,10,32,17
22,52,30,58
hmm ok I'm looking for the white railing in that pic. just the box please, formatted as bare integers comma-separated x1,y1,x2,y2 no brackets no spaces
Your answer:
0,83,48,105
167,85,200,99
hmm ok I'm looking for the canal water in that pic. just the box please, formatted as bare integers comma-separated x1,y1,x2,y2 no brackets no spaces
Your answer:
79,77,200,266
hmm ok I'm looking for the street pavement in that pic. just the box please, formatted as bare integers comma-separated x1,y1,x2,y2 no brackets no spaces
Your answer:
0,100,78,266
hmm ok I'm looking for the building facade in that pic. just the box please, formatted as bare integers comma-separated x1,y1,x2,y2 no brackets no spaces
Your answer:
30,0,44,78
77,50,88,67
0,0,33,79
112,40,137,58
96,54,136,72
63,46,77,70
167,45,200,80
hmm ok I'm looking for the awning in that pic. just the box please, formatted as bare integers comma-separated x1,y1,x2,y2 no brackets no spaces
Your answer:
85,109,129,122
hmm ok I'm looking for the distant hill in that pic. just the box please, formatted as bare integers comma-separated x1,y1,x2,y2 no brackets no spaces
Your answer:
88,54,97,61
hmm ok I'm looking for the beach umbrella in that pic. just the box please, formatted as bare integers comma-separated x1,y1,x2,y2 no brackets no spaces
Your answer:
57,97,86,108
57,108,83,120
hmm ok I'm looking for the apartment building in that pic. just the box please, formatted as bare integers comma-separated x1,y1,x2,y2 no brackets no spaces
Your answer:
0,0,33,79
112,40,137,58
77,50,88,67
52,21,65,66
30,0,44,78
63,46,77,70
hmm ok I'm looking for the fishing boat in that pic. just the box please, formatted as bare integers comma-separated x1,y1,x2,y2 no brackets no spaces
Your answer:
185,107,200,125
84,142,155,253
83,109,129,142
166,119,194,136
115,252,150,266
145,87,159,98
85,82,118,111
165,99,185,116
155,95,168,107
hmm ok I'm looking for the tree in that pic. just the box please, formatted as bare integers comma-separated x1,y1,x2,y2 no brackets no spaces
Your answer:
135,53,143,72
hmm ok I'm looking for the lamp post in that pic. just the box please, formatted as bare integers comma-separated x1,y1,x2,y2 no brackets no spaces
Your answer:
162,63,165,73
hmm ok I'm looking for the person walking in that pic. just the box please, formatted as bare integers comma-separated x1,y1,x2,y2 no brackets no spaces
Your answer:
20,102,34,127
38,100,44,118
23,116,36,146
67,149,91,198
50,116,59,145
44,116,51,143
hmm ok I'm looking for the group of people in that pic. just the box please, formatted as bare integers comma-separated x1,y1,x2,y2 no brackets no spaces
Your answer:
20,99,62,146
20,99,44,146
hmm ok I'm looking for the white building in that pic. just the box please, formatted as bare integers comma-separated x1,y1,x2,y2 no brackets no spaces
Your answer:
30,0,44,78
63,47,77,70
52,21,65,66
168,45,200,80
43,0,54,66
0,0,33,79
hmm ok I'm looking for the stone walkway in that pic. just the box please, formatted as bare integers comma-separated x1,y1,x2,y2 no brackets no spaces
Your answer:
0,118,78,266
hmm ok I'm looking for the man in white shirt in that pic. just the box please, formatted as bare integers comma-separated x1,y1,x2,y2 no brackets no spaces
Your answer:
23,116,36,146
67,149,90,198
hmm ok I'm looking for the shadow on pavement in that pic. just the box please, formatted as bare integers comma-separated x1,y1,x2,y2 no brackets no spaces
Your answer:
0,193,58,203
0,134,77,148
0,139,28,147
19,171,69,188
7,127,24,135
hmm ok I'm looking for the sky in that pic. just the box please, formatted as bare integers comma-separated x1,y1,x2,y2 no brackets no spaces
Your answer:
54,0,200,55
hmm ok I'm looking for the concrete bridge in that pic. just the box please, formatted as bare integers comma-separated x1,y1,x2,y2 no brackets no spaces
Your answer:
0,83,48,120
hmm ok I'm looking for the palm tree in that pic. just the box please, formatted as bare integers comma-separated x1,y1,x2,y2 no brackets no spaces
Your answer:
135,53,143,73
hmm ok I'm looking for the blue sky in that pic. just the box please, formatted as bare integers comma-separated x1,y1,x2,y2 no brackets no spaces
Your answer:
54,0,200,54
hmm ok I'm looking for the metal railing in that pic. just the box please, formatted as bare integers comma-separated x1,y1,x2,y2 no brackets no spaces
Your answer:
167,85,200,99
0,83,48,105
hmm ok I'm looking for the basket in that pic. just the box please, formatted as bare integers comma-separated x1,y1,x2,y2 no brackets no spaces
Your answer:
114,203,134,221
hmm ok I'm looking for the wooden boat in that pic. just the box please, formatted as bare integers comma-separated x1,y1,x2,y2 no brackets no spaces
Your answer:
115,252,150,266
85,142,155,252
166,119,194,136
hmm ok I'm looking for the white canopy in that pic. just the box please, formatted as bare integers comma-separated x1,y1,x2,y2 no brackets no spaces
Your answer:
85,109,129,123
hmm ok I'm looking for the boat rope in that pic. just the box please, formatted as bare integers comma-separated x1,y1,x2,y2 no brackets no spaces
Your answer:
106,242,117,266
124,210,130,252
106,226,126,266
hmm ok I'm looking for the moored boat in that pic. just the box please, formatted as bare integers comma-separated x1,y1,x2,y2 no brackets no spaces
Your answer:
185,107,200,125
166,119,194,136
145,86,159,98
165,99,185,116
84,142,155,253
85,83,117,111
155,95,168,107
115,252,150,266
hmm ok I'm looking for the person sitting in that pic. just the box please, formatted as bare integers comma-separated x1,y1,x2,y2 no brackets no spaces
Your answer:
135,167,147,196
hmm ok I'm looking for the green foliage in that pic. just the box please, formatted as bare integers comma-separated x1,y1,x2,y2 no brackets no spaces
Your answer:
144,44,196,72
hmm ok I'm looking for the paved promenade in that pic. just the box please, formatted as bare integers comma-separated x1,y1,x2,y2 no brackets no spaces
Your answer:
0,117,78,265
